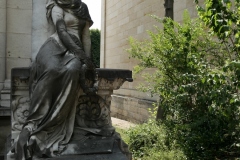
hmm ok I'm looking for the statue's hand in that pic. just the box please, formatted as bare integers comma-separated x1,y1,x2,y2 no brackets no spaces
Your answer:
83,57,95,70
73,49,86,60
73,49,95,69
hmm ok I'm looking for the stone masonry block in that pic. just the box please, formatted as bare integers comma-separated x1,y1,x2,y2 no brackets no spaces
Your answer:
0,0,6,9
0,33,6,57
7,0,32,10
6,33,31,58
0,8,6,33
7,8,32,34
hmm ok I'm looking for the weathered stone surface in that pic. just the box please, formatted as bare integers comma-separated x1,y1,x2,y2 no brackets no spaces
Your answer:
7,0,32,10
0,8,6,33
0,99,10,108
6,58,31,79
61,137,114,155
45,153,128,160
6,8,32,34
6,33,31,58
0,0,6,9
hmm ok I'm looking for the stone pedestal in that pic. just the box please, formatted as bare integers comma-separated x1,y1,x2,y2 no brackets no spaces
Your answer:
6,67,132,160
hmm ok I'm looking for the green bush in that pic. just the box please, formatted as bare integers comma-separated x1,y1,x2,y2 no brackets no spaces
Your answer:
128,11,240,159
90,29,100,67
126,119,186,160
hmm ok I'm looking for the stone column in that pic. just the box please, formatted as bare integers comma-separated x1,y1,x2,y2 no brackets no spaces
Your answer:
0,0,6,92
100,0,106,68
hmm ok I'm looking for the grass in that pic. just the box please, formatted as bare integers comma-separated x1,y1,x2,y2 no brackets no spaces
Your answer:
114,126,129,143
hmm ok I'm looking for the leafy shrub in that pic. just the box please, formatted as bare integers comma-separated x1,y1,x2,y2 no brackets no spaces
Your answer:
128,11,240,159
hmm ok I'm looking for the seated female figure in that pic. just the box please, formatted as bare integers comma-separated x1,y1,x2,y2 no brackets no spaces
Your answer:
14,0,96,159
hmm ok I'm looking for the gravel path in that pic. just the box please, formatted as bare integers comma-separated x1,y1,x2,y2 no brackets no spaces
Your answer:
111,117,136,130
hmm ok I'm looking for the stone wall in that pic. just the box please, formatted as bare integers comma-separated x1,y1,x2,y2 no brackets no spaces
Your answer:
101,0,204,123
0,0,33,108
6,0,32,79
0,0,33,157
0,0,6,92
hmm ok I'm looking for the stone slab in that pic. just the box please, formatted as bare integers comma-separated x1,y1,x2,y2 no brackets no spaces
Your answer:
45,140,128,160
7,0,32,10
1,89,10,101
44,153,128,160
7,8,32,34
61,137,114,155
6,33,31,58
1,93,10,100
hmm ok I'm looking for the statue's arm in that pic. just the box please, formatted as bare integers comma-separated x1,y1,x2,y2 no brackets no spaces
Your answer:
51,5,87,60
82,22,91,58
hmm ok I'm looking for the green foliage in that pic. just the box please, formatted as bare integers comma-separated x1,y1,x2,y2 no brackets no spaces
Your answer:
195,0,240,55
128,11,240,159
114,127,129,143
126,119,186,160
90,29,100,67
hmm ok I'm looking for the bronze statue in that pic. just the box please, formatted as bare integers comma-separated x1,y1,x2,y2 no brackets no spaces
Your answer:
13,0,97,159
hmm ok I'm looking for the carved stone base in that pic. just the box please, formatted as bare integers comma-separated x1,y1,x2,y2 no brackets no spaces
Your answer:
6,68,133,160
6,132,131,160
47,133,131,160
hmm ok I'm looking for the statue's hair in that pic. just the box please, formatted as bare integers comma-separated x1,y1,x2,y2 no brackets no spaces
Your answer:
54,0,82,8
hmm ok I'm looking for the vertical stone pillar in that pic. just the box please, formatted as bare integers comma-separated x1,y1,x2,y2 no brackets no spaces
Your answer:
100,0,106,68
0,0,6,92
